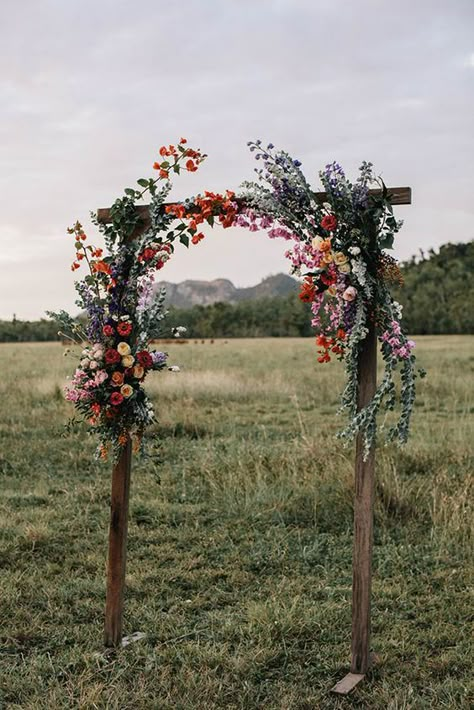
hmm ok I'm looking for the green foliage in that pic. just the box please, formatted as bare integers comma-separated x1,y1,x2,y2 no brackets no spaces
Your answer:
166,294,314,338
0,317,62,342
393,241,474,334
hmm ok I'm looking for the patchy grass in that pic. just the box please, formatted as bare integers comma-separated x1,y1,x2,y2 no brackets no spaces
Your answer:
0,337,473,709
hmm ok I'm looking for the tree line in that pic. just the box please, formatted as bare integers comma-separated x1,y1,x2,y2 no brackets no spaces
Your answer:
0,242,472,342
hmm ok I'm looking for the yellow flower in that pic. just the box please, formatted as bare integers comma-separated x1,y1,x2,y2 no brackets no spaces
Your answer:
117,341,131,356
133,364,145,379
322,251,333,264
328,285,337,297
122,354,135,368
339,262,351,273
333,251,349,266
120,384,134,398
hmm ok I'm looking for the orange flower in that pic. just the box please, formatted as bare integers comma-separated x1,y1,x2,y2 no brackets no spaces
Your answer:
93,260,112,275
159,146,168,157
159,169,169,179
319,239,332,252
186,159,197,172
337,328,346,340
191,232,205,245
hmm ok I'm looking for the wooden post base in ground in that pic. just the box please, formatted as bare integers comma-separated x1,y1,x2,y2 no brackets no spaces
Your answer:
104,438,132,647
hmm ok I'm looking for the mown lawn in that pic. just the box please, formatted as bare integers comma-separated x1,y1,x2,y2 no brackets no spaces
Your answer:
0,337,473,709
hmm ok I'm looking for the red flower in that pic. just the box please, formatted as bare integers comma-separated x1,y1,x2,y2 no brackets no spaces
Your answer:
93,260,112,275
105,348,121,364
110,392,124,406
138,248,157,263
320,270,337,286
191,232,205,245
317,352,331,363
316,335,333,348
103,324,115,337
321,214,337,232
117,321,132,337
299,276,316,303
91,403,101,415
136,350,153,368
186,159,197,172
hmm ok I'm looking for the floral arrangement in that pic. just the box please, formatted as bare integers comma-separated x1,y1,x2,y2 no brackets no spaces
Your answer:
50,139,236,459
231,141,425,456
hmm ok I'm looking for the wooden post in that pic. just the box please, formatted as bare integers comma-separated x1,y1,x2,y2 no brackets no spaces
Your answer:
104,437,132,647
331,316,377,694
351,318,377,673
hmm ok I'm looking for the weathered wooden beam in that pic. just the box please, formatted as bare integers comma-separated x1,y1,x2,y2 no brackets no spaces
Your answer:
95,187,411,224
313,186,411,206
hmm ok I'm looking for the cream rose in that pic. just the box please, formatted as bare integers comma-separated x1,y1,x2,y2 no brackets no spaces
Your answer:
133,365,145,379
311,236,324,250
120,384,134,398
339,262,351,273
322,251,333,264
122,355,135,368
117,342,131,356
333,251,349,266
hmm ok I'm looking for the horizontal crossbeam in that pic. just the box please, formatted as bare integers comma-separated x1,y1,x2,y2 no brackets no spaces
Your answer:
96,187,411,224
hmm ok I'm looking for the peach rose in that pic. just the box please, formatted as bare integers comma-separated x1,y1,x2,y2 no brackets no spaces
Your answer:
111,371,124,387
117,341,131,356
319,239,332,253
120,384,134,398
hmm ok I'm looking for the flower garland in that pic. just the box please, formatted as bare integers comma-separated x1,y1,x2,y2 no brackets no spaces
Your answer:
50,139,236,460
231,141,425,456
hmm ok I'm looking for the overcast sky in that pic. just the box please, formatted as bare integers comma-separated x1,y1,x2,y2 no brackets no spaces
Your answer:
0,0,473,319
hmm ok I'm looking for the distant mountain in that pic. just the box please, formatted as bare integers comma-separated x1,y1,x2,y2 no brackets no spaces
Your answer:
154,274,298,307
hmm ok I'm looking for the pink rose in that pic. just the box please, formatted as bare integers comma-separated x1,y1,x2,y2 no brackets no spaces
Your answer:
342,286,357,302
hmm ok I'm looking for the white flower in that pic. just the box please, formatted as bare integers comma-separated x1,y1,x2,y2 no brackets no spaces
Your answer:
173,326,187,338
351,259,367,286
168,365,181,372
89,361,98,370
348,246,361,256
80,358,90,368
120,315,130,321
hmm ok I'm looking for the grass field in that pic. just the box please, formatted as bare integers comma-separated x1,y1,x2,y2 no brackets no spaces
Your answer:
0,337,473,709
